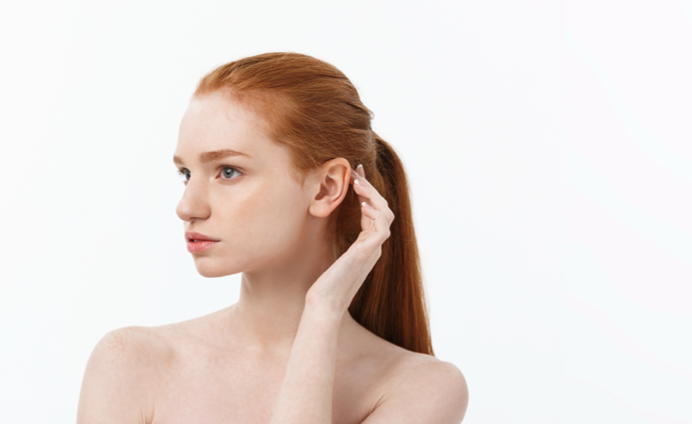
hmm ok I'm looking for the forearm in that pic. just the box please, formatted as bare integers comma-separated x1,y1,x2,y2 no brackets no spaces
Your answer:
269,167,391,423
270,299,343,424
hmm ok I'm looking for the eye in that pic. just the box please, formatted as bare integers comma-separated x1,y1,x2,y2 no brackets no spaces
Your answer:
220,166,242,180
177,168,190,183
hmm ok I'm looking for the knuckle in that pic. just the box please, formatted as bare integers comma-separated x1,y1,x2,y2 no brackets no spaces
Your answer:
377,229,390,243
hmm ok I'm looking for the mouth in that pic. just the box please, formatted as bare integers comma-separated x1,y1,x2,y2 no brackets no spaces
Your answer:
185,231,220,253
185,231,220,242
186,239,219,254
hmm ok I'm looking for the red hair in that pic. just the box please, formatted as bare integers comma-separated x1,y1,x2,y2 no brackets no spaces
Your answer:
195,53,433,355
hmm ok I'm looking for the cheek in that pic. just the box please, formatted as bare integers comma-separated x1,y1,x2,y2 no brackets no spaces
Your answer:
207,179,309,271
245,182,307,244
236,178,305,231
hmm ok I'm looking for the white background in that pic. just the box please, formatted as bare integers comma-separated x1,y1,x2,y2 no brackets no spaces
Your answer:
565,1,692,423
3,1,686,423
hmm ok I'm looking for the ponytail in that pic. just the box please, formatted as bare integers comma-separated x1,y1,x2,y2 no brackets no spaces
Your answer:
347,133,434,355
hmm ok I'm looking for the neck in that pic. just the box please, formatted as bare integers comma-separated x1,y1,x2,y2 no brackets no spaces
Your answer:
226,222,344,354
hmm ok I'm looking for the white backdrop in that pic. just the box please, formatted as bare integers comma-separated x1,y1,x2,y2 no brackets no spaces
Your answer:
565,1,692,423
4,0,663,423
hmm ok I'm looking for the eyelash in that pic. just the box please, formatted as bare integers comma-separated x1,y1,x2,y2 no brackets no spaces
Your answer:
176,166,242,184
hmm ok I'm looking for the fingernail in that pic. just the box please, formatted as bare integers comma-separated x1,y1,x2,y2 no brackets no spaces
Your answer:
354,179,360,185
357,164,363,170
362,201,372,208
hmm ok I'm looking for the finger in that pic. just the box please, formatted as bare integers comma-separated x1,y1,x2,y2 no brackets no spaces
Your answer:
360,202,392,241
350,169,386,206
358,202,377,238
350,168,372,187
356,163,365,179
351,168,394,226
360,201,376,219
352,177,389,211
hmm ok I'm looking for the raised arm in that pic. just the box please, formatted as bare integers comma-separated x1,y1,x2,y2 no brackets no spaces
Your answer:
270,166,467,424
269,165,394,424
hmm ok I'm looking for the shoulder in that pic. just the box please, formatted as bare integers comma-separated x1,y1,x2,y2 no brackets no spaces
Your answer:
367,351,469,424
77,326,175,424
394,353,468,417
88,325,175,373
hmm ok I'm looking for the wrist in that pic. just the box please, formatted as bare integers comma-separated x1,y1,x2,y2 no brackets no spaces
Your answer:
304,291,346,322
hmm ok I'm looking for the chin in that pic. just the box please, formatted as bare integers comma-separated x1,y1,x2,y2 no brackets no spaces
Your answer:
192,257,244,278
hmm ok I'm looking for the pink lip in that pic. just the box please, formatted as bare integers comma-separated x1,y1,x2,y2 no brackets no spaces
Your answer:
185,231,220,253
187,240,218,253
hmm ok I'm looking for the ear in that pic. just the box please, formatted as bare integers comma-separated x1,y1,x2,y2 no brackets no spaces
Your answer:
307,157,351,218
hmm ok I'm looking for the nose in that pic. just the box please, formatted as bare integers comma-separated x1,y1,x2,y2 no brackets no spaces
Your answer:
176,178,211,223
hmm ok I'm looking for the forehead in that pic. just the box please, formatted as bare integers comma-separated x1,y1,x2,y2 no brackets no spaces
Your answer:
175,91,283,164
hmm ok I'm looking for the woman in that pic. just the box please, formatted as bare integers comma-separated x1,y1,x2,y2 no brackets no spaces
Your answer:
77,52,468,423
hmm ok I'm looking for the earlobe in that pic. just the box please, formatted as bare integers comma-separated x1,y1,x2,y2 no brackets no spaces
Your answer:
308,158,351,218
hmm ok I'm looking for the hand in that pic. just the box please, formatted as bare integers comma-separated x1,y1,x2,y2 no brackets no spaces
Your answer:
306,164,395,313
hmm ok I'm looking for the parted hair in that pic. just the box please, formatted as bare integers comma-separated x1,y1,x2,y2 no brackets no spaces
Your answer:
195,52,433,355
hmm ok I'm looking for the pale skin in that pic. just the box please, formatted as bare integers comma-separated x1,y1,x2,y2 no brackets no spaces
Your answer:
76,91,469,424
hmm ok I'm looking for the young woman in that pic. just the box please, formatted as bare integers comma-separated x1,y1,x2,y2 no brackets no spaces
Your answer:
77,52,468,424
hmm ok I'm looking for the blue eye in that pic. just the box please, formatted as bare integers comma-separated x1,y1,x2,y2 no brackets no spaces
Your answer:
176,167,240,183
220,166,241,180
177,168,191,183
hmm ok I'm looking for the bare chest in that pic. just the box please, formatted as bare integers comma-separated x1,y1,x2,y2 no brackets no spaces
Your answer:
150,348,382,424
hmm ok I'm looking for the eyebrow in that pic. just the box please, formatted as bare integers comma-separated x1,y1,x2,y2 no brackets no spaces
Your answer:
173,149,250,166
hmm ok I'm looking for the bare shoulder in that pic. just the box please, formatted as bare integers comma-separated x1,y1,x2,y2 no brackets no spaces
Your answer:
77,326,175,424
366,347,469,424
95,325,175,361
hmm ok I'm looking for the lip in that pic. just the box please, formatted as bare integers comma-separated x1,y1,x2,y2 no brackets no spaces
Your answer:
185,231,220,253
185,231,220,242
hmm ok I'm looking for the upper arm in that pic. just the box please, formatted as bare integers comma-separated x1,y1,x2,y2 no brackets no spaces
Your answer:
76,327,165,424
362,360,469,424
